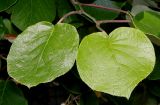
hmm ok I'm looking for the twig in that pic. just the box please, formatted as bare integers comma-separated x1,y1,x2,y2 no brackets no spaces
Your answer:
80,3,127,14
58,0,133,33
71,0,128,14
57,10,83,24
65,94,72,105
70,0,106,32
71,0,134,27
82,12,105,32
0,55,7,61
57,10,106,32
127,11,136,28
97,20,131,24
62,94,80,105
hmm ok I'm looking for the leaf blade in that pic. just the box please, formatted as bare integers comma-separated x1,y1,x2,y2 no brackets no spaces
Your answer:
7,22,79,87
77,27,155,98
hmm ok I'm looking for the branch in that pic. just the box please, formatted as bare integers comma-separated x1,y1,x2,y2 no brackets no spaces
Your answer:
71,0,135,27
71,0,128,14
97,20,131,24
58,0,132,33
57,10,106,32
80,3,127,14
57,10,83,23
0,55,6,60
70,0,106,32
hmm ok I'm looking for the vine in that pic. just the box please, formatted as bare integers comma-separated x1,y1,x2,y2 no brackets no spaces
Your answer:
58,0,132,33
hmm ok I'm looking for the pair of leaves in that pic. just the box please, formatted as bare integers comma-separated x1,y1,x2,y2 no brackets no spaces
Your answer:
7,22,155,98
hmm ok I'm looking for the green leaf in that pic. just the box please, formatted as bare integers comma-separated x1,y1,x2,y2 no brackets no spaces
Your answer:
0,0,17,12
7,22,79,87
133,11,160,45
131,5,153,16
131,6,160,46
0,80,28,105
0,17,7,39
133,11,160,37
11,0,56,30
77,27,155,98
3,19,17,34
82,0,125,20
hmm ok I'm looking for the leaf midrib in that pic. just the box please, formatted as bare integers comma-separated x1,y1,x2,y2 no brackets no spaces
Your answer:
32,27,54,76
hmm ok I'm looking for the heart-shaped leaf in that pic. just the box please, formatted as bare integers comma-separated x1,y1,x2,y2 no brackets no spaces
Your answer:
77,27,155,98
7,22,79,87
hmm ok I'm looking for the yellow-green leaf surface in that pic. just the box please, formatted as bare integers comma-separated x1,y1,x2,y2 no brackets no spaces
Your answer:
77,27,155,98
7,22,79,87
